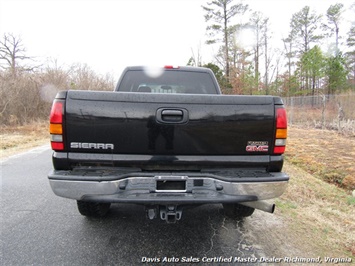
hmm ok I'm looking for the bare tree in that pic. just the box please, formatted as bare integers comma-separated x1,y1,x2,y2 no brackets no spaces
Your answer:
282,34,297,95
248,11,269,92
0,34,115,125
187,44,203,67
0,33,34,77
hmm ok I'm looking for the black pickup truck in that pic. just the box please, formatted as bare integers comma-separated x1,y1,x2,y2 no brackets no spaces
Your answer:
48,66,289,223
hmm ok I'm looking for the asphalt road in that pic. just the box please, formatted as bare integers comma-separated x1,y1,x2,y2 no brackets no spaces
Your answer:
1,145,271,266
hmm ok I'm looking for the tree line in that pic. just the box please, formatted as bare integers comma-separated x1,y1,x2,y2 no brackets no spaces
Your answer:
190,0,355,96
2,1,355,125
0,33,115,125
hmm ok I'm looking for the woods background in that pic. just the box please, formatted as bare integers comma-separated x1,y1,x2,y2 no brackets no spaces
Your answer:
1,0,355,131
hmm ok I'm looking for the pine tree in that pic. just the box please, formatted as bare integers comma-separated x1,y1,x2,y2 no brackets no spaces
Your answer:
324,3,344,55
202,0,248,79
346,25,355,89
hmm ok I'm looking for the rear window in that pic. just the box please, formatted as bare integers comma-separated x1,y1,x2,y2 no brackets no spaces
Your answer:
117,70,218,94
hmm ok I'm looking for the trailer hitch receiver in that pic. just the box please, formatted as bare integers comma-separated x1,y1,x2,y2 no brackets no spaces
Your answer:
160,205,182,223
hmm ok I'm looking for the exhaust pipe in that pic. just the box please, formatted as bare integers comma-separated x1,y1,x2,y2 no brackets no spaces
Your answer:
239,200,275,214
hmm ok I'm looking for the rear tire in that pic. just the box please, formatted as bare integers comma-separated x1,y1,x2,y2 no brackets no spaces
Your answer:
223,203,255,219
77,200,111,217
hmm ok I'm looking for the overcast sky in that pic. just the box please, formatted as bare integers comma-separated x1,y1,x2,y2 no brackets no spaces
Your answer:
0,0,353,79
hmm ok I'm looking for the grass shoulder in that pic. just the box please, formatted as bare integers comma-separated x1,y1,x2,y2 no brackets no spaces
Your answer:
278,126,355,258
1,121,48,159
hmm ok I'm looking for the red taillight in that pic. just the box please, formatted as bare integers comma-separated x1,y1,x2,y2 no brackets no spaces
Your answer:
51,142,64,150
274,107,287,154
276,108,287,128
50,102,63,123
274,146,286,154
50,100,64,151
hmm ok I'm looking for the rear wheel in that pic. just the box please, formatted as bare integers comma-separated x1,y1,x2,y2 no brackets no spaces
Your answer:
77,200,111,217
223,203,255,219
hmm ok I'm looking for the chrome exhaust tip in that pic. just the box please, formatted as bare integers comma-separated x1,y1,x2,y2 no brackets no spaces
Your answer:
239,200,275,214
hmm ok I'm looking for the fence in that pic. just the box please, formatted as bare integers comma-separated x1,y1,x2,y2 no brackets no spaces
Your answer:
282,93,355,136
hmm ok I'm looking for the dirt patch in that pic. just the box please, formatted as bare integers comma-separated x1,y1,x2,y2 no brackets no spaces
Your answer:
286,126,355,191
0,122,49,159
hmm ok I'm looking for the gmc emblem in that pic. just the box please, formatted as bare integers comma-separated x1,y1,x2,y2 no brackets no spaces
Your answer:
246,145,269,152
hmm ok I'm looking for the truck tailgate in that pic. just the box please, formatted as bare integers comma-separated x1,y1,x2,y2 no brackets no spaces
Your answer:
65,91,277,158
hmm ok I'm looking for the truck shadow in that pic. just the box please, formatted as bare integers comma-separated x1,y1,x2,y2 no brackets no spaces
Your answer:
80,204,260,265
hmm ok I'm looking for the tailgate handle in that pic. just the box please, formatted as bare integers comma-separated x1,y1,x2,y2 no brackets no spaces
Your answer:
162,110,183,117
156,108,188,124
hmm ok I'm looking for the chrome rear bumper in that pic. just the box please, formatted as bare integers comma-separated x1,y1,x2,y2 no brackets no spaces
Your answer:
48,170,289,204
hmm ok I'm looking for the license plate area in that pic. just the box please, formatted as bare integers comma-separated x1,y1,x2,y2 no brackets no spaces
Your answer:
155,176,187,192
